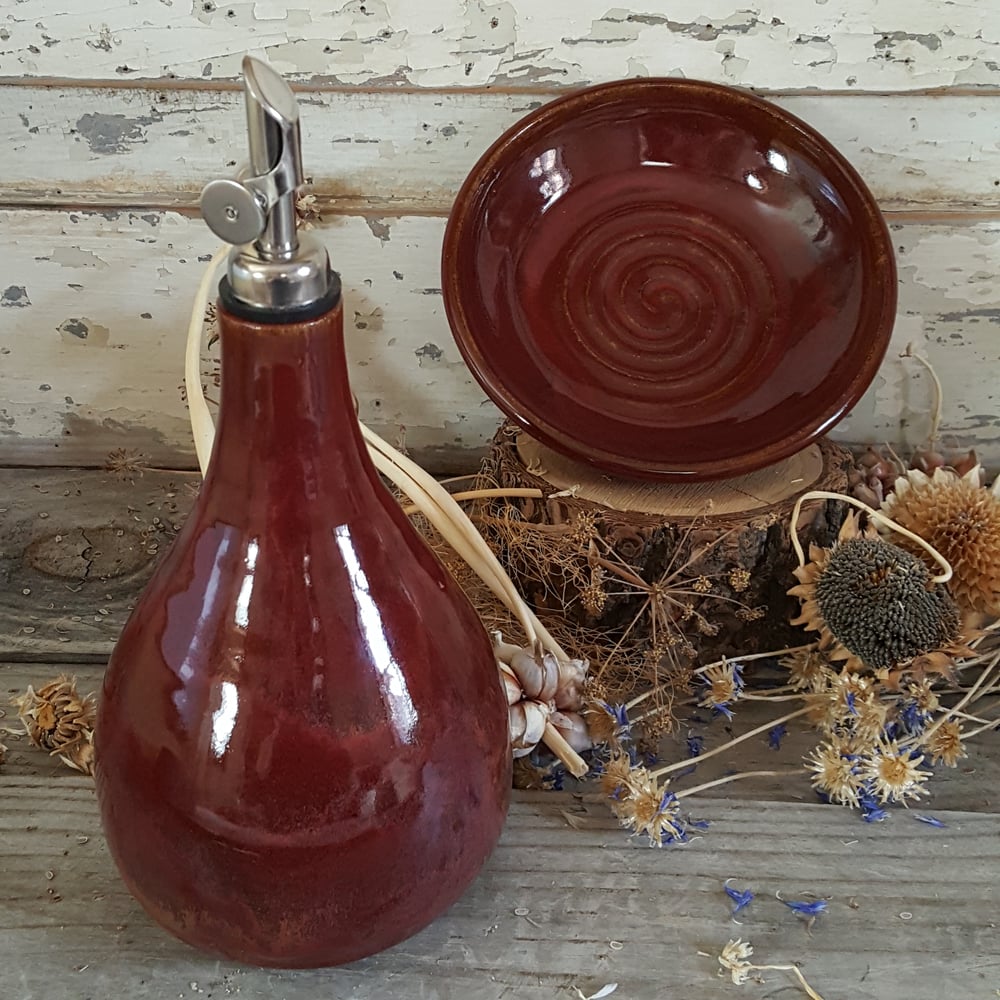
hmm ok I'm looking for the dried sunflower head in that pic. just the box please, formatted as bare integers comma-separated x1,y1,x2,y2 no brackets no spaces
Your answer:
13,676,96,764
882,465,1000,615
789,512,962,672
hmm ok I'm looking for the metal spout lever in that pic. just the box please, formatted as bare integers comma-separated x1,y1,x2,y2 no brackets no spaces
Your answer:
201,56,304,258
199,56,334,317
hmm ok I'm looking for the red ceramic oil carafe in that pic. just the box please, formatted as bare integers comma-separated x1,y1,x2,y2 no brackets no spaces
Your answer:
95,56,511,968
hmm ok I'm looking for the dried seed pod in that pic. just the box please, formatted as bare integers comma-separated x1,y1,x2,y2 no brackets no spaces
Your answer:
13,676,96,758
911,446,945,475
550,710,593,753
497,661,524,706
950,449,980,478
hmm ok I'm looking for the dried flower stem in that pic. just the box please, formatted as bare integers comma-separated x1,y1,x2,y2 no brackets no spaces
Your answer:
920,651,1000,745
750,963,825,1000
902,343,943,446
624,645,813,711
650,706,811,780
676,769,798,798
790,490,953,584
401,487,543,516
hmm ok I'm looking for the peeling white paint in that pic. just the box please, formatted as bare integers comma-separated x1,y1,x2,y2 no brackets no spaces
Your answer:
1,209,999,470
2,85,999,213
2,1,1000,89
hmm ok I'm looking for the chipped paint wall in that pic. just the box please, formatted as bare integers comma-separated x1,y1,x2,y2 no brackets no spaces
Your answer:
0,2,998,470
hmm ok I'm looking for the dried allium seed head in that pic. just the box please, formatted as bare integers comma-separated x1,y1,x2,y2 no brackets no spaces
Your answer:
13,676,96,757
736,606,766,622
882,466,1000,615
728,567,751,593
814,535,959,671
924,720,966,768
692,575,713,594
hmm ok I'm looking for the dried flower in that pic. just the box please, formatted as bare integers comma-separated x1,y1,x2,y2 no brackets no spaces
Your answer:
719,938,755,984
782,898,828,918
609,769,690,847
13,676,96,769
860,741,929,803
585,701,630,745
914,814,946,828
724,881,755,916
768,724,787,750
686,731,704,757
881,465,1000,615
858,786,888,823
699,660,744,719
104,447,147,482
805,740,863,808
923,719,966,767
782,647,834,692
729,567,751,593
692,575,713,594
789,513,961,672
597,751,635,801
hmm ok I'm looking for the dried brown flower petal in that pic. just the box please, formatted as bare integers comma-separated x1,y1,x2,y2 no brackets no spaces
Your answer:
60,730,95,776
104,447,147,482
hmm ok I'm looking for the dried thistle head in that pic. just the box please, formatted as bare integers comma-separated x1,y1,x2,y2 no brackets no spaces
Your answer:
859,740,929,804
104,448,147,482
805,738,863,807
923,720,966,768
781,646,834,692
13,676,96,767
882,465,1000,615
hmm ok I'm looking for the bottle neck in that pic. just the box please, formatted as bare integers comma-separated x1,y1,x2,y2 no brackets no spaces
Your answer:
204,301,380,508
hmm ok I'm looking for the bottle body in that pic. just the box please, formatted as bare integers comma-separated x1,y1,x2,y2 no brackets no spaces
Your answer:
95,301,511,967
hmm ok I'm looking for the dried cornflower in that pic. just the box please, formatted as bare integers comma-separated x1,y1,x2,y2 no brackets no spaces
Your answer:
699,660,744,719
859,740,929,804
881,465,1000,615
597,751,635,801
923,719,966,768
805,740,863,807
789,513,961,672
585,701,630,746
723,881,755,917
13,676,96,766
608,766,689,847
782,647,834,692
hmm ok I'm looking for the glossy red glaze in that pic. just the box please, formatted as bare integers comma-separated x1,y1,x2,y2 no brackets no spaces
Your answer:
443,78,897,481
95,301,511,968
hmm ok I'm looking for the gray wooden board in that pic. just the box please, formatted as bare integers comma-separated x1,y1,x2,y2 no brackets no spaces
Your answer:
3,659,1000,1000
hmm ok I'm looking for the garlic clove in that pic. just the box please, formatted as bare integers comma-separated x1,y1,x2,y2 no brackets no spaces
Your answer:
550,710,593,753
510,648,546,699
554,657,588,711
491,631,523,666
520,700,549,751
537,651,560,703
498,661,524,706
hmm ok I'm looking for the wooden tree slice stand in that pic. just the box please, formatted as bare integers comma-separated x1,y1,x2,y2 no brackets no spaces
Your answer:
480,423,852,669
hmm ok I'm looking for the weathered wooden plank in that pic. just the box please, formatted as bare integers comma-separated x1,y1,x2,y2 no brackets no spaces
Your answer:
0,469,187,661
3,85,999,212
2,209,1000,470
1,711,998,1000
2,1,1000,91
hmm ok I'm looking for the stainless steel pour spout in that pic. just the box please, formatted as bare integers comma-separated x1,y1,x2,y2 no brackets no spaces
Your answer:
200,56,334,317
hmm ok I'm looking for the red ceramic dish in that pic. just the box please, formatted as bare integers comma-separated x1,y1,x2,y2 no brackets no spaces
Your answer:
442,79,896,481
